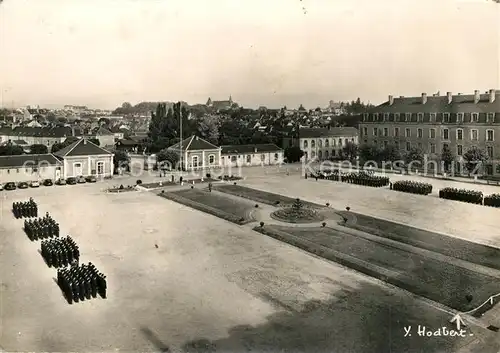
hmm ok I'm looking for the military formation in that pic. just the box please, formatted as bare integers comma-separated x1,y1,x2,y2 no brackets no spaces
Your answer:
41,236,80,268
11,198,108,304
57,263,107,304
24,213,60,241
12,198,38,219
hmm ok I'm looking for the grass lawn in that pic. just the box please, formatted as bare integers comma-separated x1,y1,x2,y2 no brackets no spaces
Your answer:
160,188,256,225
254,225,500,312
338,211,500,271
214,184,324,208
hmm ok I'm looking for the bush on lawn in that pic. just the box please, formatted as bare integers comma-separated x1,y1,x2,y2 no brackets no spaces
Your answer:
439,187,483,204
136,180,142,185
484,194,500,208
392,180,432,195
340,172,389,187
206,173,211,178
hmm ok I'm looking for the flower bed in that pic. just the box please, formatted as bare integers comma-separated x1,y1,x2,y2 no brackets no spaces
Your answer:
107,185,137,193
484,194,500,208
391,180,433,195
218,175,243,181
438,187,483,205
270,198,324,223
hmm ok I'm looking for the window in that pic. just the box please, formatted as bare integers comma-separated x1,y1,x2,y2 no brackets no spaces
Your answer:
325,139,329,147
472,113,479,122
339,138,343,146
430,143,436,154
405,128,411,137
332,150,336,157
362,127,367,136
209,154,215,164
487,113,495,123
456,129,463,140
311,151,316,158
443,128,449,140
457,145,463,156
417,128,423,138
373,113,379,121
318,139,322,147
246,155,251,163
318,150,323,159
394,113,400,122
324,150,329,159
394,127,399,137
192,155,199,168
487,146,494,158
383,140,388,147
443,113,450,123
457,113,464,123
471,129,478,141
311,140,315,148
260,154,265,161
303,140,308,148
332,139,336,146
351,138,355,143
417,113,424,122
231,155,237,162
373,128,378,136
406,142,411,151
417,142,422,149
405,113,411,121
363,113,368,121
383,128,388,136
97,161,104,174
383,113,389,121
487,129,494,141
429,128,436,138
430,113,436,122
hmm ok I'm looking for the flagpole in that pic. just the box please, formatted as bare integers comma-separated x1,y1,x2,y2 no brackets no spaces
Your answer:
179,103,183,175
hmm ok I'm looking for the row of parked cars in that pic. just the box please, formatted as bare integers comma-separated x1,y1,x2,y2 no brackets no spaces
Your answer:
0,175,97,191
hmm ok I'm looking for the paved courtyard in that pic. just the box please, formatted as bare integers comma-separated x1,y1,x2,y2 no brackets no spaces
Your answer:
0,180,499,352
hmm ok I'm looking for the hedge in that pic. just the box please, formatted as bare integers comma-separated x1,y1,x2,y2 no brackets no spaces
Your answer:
391,180,433,195
438,187,483,204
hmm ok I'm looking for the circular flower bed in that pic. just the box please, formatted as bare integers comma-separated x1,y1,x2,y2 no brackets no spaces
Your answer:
270,198,324,223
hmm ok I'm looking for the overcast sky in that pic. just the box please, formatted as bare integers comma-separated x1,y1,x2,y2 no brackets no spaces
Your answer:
0,0,499,109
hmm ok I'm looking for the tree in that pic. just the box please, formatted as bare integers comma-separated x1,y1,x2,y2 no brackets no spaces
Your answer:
404,146,424,171
358,143,381,163
379,144,402,163
113,150,130,172
440,144,455,172
29,144,48,154
341,141,358,161
284,146,304,163
57,117,68,124
121,102,132,110
156,149,180,170
196,114,219,144
463,146,489,175
98,117,110,127
89,138,100,146
0,142,24,156
50,139,73,153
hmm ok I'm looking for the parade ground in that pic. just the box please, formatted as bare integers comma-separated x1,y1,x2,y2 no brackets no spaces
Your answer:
1,168,500,352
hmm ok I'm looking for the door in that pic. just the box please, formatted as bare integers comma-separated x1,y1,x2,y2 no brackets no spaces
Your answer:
55,167,61,180
74,163,83,176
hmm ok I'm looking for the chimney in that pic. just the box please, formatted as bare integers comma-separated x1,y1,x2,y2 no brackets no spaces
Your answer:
421,93,427,104
447,92,452,104
474,90,480,104
490,89,496,103
388,95,394,105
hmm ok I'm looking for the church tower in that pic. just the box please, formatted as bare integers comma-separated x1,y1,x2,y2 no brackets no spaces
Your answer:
206,97,212,106
229,95,233,104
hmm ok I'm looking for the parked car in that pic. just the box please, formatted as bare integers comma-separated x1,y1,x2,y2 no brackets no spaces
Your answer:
43,179,53,186
66,177,77,185
85,175,97,183
55,178,67,186
17,182,29,189
77,176,86,184
4,182,16,190
30,180,40,188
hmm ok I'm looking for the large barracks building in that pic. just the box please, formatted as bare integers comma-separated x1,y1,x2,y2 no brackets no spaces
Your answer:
359,89,500,175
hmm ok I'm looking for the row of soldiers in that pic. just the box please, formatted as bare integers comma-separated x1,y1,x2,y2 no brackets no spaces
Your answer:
41,236,80,268
24,213,60,241
12,198,38,219
57,263,107,304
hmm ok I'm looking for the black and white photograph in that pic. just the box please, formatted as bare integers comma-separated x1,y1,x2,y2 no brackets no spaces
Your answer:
1,0,500,352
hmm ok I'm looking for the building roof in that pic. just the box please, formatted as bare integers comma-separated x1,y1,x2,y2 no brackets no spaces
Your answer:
221,144,282,154
299,127,359,138
92,127,114,136
168,135,219,151
12,139,28,145
0,154,62,168
0,126,83,138
54,138,112,157
116,138,139,146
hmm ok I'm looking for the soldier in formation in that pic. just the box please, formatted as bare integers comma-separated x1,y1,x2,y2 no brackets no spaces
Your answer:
41,236,79,268
12,198,38,219
24,212,60,241
57,262,107,304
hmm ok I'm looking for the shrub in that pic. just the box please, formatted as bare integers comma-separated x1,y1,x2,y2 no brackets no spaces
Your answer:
484,194,500,208
191,185,194,189
439,187,483,204
275,201,280,205
260,221,264,227
326,203,330,207
322,222,326,227
255,204,259,208
136,180,142,185
119,184,124,190
233,182,237,185
206,173,211,178
392,180,433,195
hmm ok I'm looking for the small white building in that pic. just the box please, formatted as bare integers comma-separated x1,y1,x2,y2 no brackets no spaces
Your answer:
220,144,284,166
0,154,63,183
